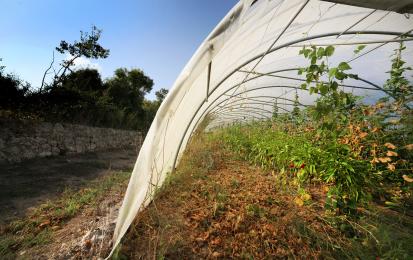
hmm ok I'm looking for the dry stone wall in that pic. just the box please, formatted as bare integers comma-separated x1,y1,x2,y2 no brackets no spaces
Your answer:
0,119,142,163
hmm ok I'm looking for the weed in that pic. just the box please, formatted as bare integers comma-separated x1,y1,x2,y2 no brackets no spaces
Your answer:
246,204,265,218
0,171,131,258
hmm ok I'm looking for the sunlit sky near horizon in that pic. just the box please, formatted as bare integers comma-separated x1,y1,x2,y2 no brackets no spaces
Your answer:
0,0,238,99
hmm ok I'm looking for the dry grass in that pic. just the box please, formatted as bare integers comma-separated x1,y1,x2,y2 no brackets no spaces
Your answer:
119,128,413,259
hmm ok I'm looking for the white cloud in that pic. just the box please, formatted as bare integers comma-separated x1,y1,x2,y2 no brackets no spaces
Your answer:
65,54,102,73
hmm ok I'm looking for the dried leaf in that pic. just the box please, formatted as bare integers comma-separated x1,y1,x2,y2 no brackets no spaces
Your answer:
386,151,398,157
212,252,221,258
405,144,413,151
294,197,304,206
378,157,391,163
402,175,413,183
211,237,222,245
359,132,368,138
370,158,379,164
384,143,396,149
387,164,396,172
301,193,311,201
39,220,50,228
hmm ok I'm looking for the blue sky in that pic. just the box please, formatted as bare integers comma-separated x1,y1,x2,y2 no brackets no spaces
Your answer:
0,0,238,99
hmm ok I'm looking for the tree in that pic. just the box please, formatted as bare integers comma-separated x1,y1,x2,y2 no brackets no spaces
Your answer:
0,59,30,110
105,68,154,115
41,26,109,89
60,68,104,93
155,88,168,104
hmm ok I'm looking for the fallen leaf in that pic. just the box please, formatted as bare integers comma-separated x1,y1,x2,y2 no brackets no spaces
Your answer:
405,144,413,151
384,143,396,149
301,193,311,201
84,239,92,248
372,127,379,133
211,237,222,245
378,157,391,163
402,175,413,183
387,164,396,172
386,151,398,157
212,252,221,258
370,158,379,164
39,220,50,228
359,132,368,138
294,197,304,206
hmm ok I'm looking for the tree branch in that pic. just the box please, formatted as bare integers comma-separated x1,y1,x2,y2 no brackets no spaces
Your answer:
40,51,55,91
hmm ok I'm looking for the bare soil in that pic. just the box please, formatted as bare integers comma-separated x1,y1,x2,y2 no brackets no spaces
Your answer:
20,179,127,259
120,138,340,259
0,148,137,224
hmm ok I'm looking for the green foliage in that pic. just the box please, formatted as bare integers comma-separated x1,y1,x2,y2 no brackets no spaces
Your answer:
292,92,300,118
353,44,366,54
0,66,160,130
219,41,412,216
53,25,110,86
221,121,373,214
383,40,412,106
298,45,358,130
272,98,278,121
1,27,165,130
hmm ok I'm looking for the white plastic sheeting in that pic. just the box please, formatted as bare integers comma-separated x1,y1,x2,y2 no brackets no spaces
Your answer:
109,0,413,255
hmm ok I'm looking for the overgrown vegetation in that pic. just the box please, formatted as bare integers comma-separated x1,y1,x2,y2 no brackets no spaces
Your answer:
0,171,131,259
119,42,412,259
223,42,412,215
120,121,413,259
0,26,167,131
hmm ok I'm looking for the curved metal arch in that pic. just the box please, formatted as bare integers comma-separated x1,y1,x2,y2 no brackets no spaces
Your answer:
172,30,413,170
236,68,380,91
211,96,307,115
211,105,279,119
214,31,413,101
208,114,270,127
211,102,290,117
212,101,292,113
212,109,271,121
208,85,311,115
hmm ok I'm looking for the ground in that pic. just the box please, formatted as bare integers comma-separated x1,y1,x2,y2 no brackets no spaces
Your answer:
0,148,136,224
0,148,136,259
1,133,412,259
119,132,413,259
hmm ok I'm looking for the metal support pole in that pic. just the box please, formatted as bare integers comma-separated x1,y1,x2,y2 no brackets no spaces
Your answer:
206,61,212,102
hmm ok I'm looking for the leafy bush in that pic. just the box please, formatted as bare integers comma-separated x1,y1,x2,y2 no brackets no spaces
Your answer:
218,42,412,215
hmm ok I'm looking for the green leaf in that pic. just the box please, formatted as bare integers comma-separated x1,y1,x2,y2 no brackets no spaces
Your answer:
331,81,338,91
311,56,317,65
317,47,325,59
319,83,328,95
309,86,315,94
325,45,335,56
338,62,351,71
353,45,366,54
301,83,307,89
335,71,346,80
328,68,338,78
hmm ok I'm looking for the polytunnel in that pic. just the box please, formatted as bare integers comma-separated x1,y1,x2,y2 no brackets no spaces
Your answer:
110,0,413,255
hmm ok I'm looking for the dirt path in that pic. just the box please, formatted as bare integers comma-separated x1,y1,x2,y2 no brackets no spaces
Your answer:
0,148,137,224
20,177,128,259
120,135,337,259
